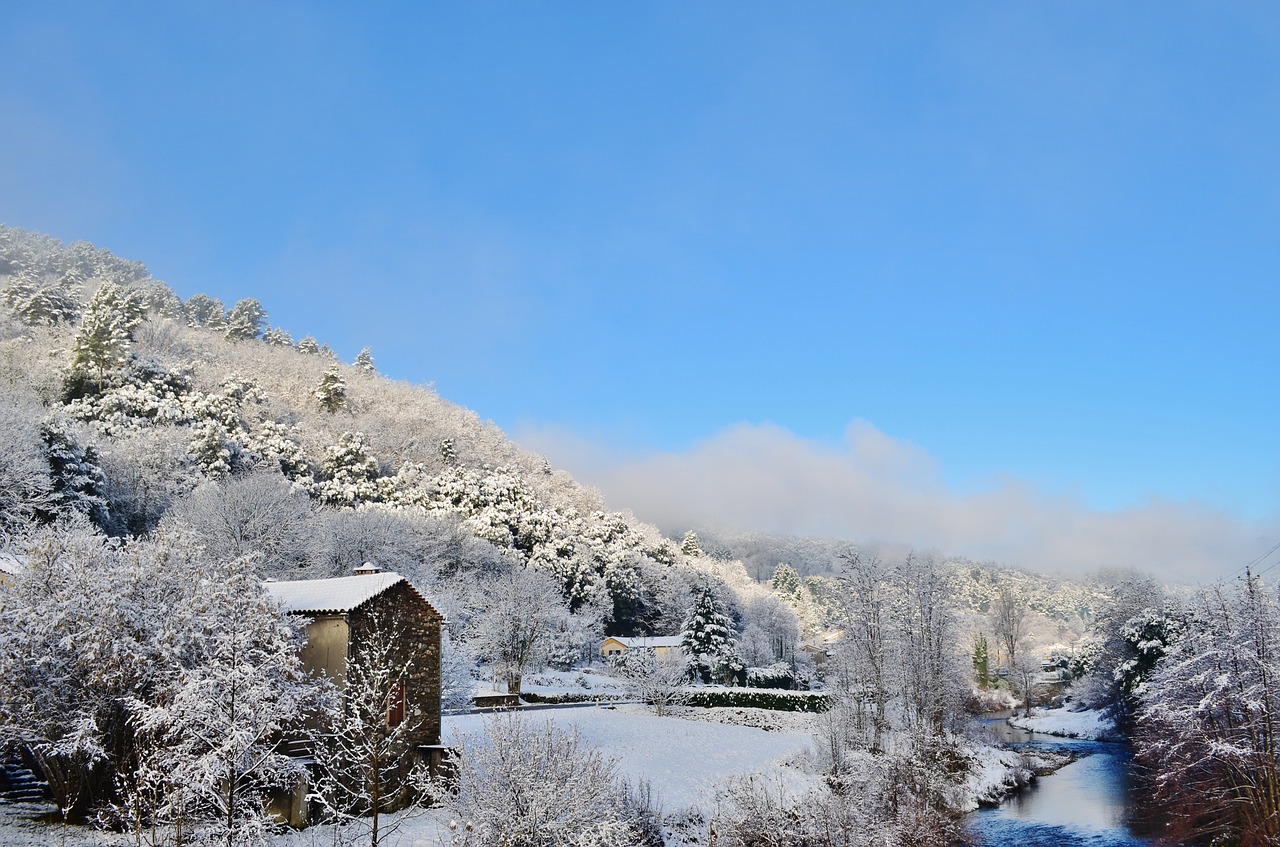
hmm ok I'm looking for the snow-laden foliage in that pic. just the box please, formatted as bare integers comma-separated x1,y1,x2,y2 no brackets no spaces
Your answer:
610,649,691,715
0,524,327,839
1134,573,1280,846
451,712,652,847
70,281,147,392
314,366,347,413
469,566,571,694
354,346,376,375
681,578,743,684
223,298,267,342
40,415,107,524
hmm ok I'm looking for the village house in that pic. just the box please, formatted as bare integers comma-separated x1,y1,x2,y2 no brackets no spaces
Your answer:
599,634,683,659
263,564,445,825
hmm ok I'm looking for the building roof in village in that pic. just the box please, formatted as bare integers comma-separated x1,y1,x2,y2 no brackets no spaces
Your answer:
264,571,412,615
605,635,683,649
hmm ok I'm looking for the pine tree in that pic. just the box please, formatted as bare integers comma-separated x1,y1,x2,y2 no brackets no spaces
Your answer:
71,281,146,390
39,416,107,524
261,326,294,347
771,563,802,597
2,271,82,325
354,346,376,375
315,431,381,506
184,293,225,328
680,530,703,558
315,366,348,413
223,297,267,341
680,579,741,684
296,334,321,355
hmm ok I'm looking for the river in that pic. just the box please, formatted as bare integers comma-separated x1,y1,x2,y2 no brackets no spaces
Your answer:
964,714,1175,847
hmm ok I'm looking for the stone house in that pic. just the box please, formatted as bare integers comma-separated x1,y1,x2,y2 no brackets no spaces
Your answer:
263,564,445,825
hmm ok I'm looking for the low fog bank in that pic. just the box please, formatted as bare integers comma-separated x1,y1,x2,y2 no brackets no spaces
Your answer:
518,419,1277,585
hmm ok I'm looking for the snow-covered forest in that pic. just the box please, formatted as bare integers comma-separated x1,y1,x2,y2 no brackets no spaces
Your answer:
1,225,1277,847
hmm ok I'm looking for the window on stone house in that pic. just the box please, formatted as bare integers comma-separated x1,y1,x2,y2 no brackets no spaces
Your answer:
387,678,406,727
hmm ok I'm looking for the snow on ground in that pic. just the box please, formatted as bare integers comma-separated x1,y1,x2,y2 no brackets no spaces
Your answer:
1007,706,1119,740
444,703,819,810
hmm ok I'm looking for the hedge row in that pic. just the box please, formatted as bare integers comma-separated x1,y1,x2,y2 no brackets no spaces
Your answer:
685,688,832,713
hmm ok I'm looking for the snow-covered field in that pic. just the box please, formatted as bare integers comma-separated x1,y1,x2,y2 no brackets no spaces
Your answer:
1007,706,1119,740
446,704,819,807
0,703,1036,846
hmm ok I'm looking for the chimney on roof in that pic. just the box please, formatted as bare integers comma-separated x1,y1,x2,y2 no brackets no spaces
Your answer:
354,562,382,576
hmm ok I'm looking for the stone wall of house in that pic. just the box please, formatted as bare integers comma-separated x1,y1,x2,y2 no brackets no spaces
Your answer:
347,581,444,748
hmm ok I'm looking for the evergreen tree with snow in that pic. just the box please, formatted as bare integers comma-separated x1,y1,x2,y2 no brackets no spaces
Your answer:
680,530,703,558
70,280,146,390
39,416,107,524
222,297,267,341
261,325,294,347
315,366,348,413
771,562,802,597
681,579,741,684
315,431,381,506
2,270,82,325
184,292,225,327
296,334,321,355
354,346,376,375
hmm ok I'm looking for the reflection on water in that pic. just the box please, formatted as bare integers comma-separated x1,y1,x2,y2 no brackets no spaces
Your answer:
965,715,1171,847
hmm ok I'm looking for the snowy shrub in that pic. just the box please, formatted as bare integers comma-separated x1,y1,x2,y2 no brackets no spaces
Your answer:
685,688,831,713
746,662,795,690
451,712,646,847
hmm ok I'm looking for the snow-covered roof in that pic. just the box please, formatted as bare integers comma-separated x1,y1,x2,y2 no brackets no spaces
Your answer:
605,636,683,649
264,572,410,615
0,553,27,577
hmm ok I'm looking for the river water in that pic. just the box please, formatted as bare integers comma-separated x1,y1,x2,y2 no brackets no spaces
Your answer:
964,715,1175,847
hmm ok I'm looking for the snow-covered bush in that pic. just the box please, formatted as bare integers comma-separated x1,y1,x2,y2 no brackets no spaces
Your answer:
451,712,649,847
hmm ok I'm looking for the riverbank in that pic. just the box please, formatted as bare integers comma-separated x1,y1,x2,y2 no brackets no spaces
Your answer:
1007,706,1121,741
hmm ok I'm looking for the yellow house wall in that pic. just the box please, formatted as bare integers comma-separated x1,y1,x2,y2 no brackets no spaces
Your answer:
300,616,349,689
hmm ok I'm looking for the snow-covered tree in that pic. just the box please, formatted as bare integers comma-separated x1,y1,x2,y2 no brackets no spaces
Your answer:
40,415,107,525
2,269,82,326
296,334,321,355
680,530,703,558
354,346,376,375
451,712,645,847
70,281,146,391
441,630,477,714
314,431,381,506
680,578,741,684
611,649,690,716
164,472,313,570
470,566,569,694
184,293,225,328
0,399,57,543
132,557,325,847
770,562,802,597
222,297,267,341
311,603,434,847
315,366,347,413
261,325,294,347
1136,573,1280,845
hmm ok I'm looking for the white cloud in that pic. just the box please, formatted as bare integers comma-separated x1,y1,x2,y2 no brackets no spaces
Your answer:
516,419,1278,584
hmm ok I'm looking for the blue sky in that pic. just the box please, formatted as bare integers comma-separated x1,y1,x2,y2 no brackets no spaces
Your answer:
2,3,1278,577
